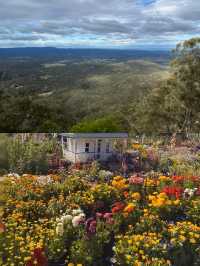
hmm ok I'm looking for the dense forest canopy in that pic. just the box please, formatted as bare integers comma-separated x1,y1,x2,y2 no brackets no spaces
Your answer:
0,38,199,134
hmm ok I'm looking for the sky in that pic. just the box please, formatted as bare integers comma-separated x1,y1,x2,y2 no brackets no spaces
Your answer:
0,0,199,49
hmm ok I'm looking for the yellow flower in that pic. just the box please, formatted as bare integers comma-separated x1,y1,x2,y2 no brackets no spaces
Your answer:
173,199,180,205
134,260,142,266
132,143,142,150
159,175,171,182
112,177,127,190
179,235,186,242
24,257,32,262
190,238,196,244
124,203,136,213
113,176,123,181
126,255,132,261
132,192,141,201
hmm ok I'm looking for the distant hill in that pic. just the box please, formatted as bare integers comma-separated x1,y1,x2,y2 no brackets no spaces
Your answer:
0,47,171,64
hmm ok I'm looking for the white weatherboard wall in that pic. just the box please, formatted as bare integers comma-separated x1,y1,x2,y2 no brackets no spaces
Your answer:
62,138,76,162
74,138,113,163
60,133,128,163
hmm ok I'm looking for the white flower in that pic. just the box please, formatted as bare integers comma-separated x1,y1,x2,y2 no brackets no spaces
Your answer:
72,213,85,227
56,223,64,236
72,209,83,216
8,173,20,178
110,257,117,264
112,246,116,251
61,215,73,224
78,213,85,219
184,188,197,198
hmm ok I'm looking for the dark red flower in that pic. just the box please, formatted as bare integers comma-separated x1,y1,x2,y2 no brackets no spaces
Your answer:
0,222,6,233
26,248,48,266
196,187,200,196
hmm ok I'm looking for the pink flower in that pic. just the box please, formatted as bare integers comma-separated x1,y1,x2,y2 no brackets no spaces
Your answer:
103,213,113,219
96,212,103,219
129,176,144,185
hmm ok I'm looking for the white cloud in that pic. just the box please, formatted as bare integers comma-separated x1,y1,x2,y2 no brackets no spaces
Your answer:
0,0,199,48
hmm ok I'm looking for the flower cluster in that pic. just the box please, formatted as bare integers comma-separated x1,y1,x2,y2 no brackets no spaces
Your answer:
56,209,86,236
112,176,128,190
114,232,171,266
0,167,200,266
149,192,180,208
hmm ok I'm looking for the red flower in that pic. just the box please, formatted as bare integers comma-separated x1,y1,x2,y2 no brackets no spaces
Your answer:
124,191,129,198
26,248,48,266
173,176,185,184
112,202,125,213
162,186,183,199
0,222,6,233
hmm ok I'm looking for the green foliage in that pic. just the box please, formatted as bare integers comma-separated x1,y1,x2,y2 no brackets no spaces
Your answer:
71,116,124,132
130,37,200,135
0,136,56,175
0,57,167,132
8,138,54,174
1,38,199,134
0,134,9,174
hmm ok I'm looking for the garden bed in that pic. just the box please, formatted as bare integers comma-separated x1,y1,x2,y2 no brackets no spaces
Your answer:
0,168,200,266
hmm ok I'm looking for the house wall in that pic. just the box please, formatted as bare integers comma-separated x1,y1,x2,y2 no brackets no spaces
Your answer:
75,138,115,163
62,137,121,163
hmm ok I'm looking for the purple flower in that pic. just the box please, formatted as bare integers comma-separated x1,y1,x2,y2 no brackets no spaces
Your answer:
85,218,97,234
89,220,97,233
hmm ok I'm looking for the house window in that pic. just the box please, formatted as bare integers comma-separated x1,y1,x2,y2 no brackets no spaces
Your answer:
63,136,68,149
106,142,110,153
97,140,102,153
85,143,90,153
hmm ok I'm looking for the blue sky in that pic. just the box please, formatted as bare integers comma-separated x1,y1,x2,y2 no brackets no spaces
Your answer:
0,0,199,49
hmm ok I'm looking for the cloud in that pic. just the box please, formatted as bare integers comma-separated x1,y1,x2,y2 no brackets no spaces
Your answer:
0,0,199,48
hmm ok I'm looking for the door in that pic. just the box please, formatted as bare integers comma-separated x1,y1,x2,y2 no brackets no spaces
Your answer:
97,139,102,159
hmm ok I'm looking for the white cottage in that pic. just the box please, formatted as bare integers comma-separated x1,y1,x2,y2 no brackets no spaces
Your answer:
59,133,128,163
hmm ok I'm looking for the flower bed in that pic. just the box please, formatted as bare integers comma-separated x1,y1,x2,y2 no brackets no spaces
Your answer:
0,172,200,266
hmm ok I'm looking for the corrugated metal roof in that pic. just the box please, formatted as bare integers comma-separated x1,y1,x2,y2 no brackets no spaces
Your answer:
59,133,128,139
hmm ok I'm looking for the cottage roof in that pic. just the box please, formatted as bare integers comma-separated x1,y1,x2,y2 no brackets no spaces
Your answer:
59,133,128,139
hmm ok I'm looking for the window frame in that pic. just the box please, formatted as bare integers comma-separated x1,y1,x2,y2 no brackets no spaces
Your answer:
106,142,110,153
85,142,90,153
